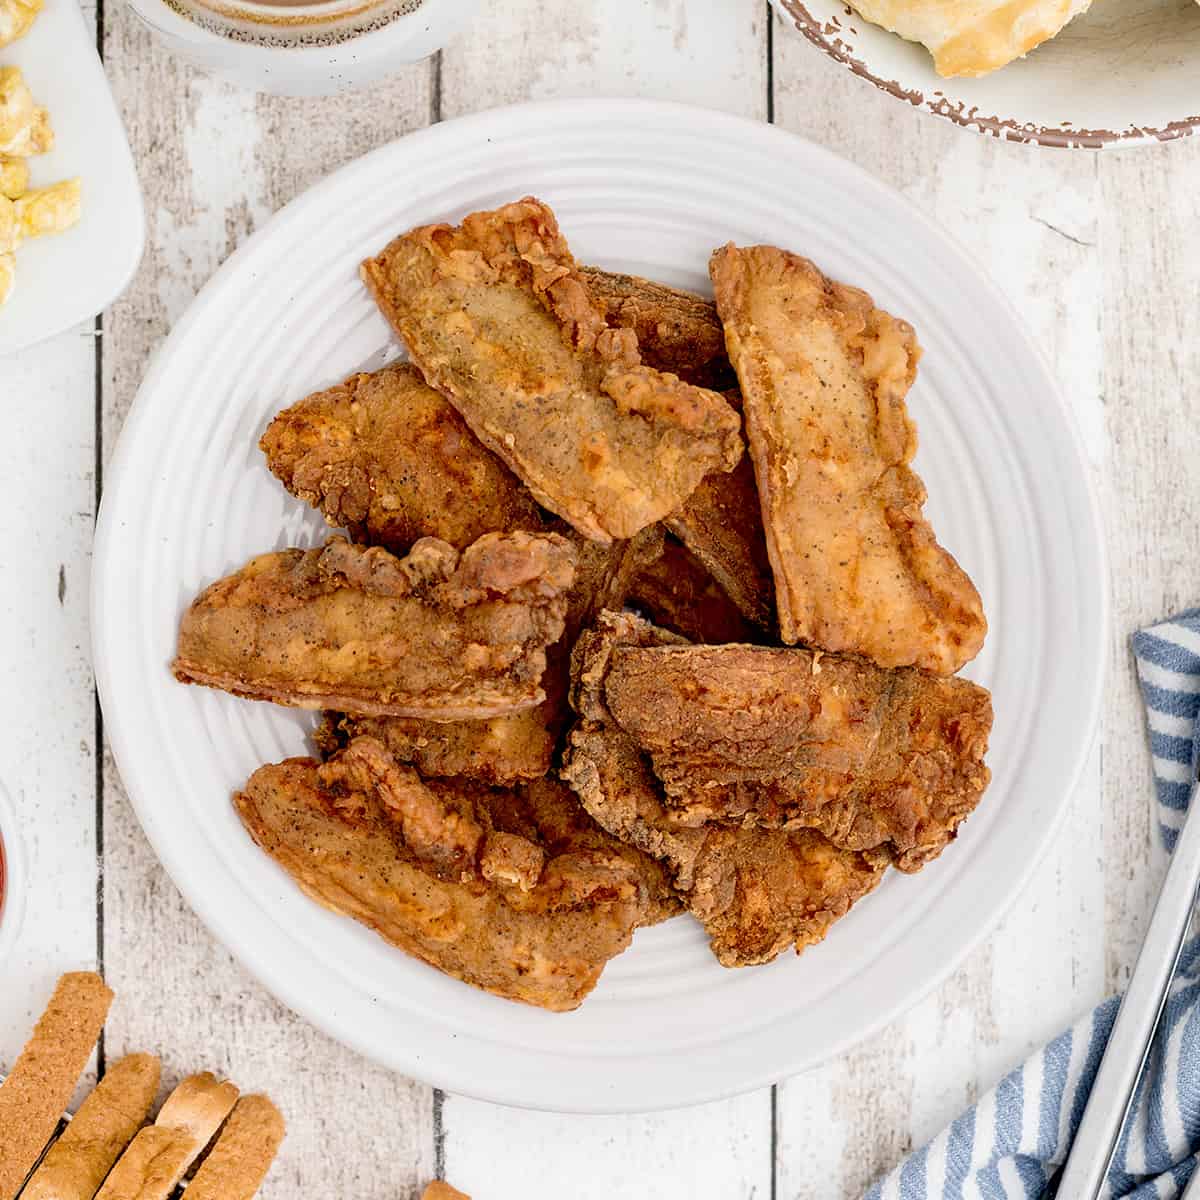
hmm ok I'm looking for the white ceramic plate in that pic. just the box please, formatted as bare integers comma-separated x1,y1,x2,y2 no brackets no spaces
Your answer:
93,99,1107,1113
772,0,1200,148
0,0,143,354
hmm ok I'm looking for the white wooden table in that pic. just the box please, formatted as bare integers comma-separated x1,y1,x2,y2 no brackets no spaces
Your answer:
3,1,1197,1194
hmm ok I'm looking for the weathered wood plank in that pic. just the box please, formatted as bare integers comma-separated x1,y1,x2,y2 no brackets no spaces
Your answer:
96,14,440,1195
770,21,1110,1195
0,328,100,1114
1098,136,1200,986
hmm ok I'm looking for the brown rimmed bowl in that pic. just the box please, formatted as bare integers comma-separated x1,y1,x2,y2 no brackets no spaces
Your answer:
772,0,1200,148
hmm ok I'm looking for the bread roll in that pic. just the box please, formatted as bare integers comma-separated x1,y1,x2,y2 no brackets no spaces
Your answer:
848,0,1090,76
22,1053,160,1200
423,1185,471,1200
0,971,114,1200
185,1095,285,1200
94,1072,238,1200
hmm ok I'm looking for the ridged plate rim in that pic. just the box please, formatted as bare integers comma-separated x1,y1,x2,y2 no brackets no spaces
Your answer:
92,98,1108,1114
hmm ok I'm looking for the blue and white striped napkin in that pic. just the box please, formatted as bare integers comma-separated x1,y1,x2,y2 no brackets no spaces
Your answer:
863,612,1200,1199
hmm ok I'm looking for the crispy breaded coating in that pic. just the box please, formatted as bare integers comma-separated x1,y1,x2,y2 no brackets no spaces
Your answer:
562,613,887,966
235,737,679,1010
173,532,576,719
362,197,743,543
665,393,774,631
710,244,986,673
95,1073,239,1200
629,536,760,645
600,635,992,871
579,267,736,391
261,361,545,554
0,971,114,1200
316,525,661,784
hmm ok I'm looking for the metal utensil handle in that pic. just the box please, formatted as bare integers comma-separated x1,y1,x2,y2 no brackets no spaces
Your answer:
1055,780,1200,1198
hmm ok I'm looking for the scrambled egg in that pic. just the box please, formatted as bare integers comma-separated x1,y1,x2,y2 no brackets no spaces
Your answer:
0,65,80,306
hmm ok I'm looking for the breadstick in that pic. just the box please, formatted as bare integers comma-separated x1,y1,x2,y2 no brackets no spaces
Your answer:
94,1072,238,1200
0,971,114,1200
423,1184,471,1200
22,1053,161,1200
185,1095,285,1200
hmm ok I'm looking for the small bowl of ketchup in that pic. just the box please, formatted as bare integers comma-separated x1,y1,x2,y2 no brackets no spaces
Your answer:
0,778,27,967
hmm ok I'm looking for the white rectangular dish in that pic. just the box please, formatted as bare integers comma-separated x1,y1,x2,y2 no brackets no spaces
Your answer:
0,0,143,355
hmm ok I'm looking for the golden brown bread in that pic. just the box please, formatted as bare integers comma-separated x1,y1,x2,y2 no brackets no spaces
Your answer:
185,1095,285,1200
94,1073,239,1200
21,1052,161,1200
0,971,114,1200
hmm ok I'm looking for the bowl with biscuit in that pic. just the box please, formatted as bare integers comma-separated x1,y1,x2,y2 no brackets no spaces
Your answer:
771,0,1200,148
0,777,27,968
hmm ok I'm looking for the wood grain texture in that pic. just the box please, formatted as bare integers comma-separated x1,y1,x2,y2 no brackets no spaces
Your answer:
0,327,101,1117
2,0,1197,1195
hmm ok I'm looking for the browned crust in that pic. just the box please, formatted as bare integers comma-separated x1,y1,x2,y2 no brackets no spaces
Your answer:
172,533,575,720
710,243,986,674
601,641,992,871
259,361,545,555
361,197,743,543
22,1053,161,1200
96,1074,240,1200
562,612,888,967
235,743,679,1010
665,393,775,631
578,267,736,391
0,971,114,1200
628,536,761,645
185,1095,285,1200
171,664,545,721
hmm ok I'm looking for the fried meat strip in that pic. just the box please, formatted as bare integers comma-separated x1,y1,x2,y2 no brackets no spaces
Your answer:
570,269,771,629
174,532,575,719
664,394,774,631
628,536,759,645
362,197,743,543
710,243,986,673
317,707,557,788
578,267,736,391
236,736,679,1010
260,361,545,554
562,612,887,966
318,526,662,784
598,631,992,871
